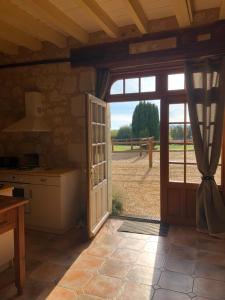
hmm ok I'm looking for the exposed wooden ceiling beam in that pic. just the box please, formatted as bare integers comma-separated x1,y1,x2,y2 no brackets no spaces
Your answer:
4,0,66,48
0,20,42,51
124,0,148,34
15,0,89,44
12,0,67,36
76,0,119,38
170,0,193,27
0,39,18,55
219,0,225,19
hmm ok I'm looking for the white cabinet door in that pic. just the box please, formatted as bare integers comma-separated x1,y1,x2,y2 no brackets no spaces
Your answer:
26,184,61,230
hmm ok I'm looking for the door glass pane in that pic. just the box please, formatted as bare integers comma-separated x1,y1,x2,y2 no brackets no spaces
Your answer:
98,105,102,123
186,124,192,141
102,145,106,161
103,126,106,143
186,164,201,184
110,79,123,95
98,126,101,143
93,166,99,186
186,104,190,122
103,162,106,180
92,103,97,123
169,144,184,163
168,73,185,90
98,145,102,162
97,125,100,144
169,163,184,182
125,78,139,93
102,107,105,123
99,164,103,182
97,145,102,162
169,104,185,122
140,76,156,92
169,124,184,142
93,146,97,164
186,145,196,163
92,125,97,143
185,123,195,163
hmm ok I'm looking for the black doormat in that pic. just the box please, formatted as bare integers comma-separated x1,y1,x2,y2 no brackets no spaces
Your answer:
117,220,169,236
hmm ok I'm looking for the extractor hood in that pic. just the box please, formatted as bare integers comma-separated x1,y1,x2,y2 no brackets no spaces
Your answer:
3,92,51,132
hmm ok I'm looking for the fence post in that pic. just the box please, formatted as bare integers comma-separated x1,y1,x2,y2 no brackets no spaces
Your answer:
131,138,133,151
148,138,153,168
139,139,142,156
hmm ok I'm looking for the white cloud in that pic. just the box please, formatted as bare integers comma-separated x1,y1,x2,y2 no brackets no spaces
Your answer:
112,114,132,122
111,114,132,129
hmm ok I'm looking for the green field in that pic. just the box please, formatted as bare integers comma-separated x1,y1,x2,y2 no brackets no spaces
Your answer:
113,144,194,152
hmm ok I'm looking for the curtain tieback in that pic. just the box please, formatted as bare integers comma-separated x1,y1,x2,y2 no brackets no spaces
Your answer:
202,175,214,181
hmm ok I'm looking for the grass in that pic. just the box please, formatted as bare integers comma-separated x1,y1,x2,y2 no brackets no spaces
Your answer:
113,144,194,152
112,190,123,216
113,145,140,151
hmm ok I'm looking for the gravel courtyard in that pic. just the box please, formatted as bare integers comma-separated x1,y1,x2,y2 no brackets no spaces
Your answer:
112,151,222,219
112,151,161,219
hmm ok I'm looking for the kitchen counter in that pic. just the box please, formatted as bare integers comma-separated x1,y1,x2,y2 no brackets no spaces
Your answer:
0,169,79,233
0,195,28,214
0,167,77,177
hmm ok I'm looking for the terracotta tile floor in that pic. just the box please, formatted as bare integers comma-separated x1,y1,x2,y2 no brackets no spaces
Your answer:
1,218,225,299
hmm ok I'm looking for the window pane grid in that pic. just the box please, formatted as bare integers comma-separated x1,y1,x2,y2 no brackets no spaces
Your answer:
168,73,185,90
110,76,156,95
169,103,222,185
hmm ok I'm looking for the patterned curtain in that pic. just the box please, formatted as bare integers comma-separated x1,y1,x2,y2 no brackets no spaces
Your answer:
185,57,225,238
95,68,110,100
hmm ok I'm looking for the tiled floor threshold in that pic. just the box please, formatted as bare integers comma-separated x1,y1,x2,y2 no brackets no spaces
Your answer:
0,218,225,299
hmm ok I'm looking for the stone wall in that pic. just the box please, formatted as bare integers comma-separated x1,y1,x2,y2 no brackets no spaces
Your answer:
0,63,96,220
0,63,96,167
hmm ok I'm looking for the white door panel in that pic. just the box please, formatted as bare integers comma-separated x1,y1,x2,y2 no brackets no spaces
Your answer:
86,94,109,237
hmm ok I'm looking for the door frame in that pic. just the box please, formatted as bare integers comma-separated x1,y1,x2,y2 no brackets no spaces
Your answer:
106,68,225,225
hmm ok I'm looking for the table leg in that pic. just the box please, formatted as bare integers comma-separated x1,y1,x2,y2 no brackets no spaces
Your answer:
14,206,25,295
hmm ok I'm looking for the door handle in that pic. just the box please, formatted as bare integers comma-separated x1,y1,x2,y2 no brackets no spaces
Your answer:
90,167,95,187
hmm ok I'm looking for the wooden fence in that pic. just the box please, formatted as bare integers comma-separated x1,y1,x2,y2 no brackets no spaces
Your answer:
111,137,194,168
111,137,154,168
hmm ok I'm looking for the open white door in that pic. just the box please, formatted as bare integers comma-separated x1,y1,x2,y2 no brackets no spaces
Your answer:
86,94,109,238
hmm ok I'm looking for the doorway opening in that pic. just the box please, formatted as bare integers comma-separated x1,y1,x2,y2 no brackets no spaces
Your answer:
109,76,161,220
86,68,224,238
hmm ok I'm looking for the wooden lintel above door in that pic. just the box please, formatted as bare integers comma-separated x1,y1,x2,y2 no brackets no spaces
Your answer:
71,20,225,69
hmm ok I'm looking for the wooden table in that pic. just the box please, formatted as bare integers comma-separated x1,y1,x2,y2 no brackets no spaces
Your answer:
0,196,29,295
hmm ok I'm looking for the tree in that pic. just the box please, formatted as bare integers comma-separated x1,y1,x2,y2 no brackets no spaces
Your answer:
186,125,192,140
111,129,118,139
170,125,184,140
131,101,160,139
116,125,132,139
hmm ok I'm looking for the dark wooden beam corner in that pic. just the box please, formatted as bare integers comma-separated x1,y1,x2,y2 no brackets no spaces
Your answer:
70,20,225,69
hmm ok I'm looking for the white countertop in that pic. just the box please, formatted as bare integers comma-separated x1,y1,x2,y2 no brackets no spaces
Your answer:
0,167,77,177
